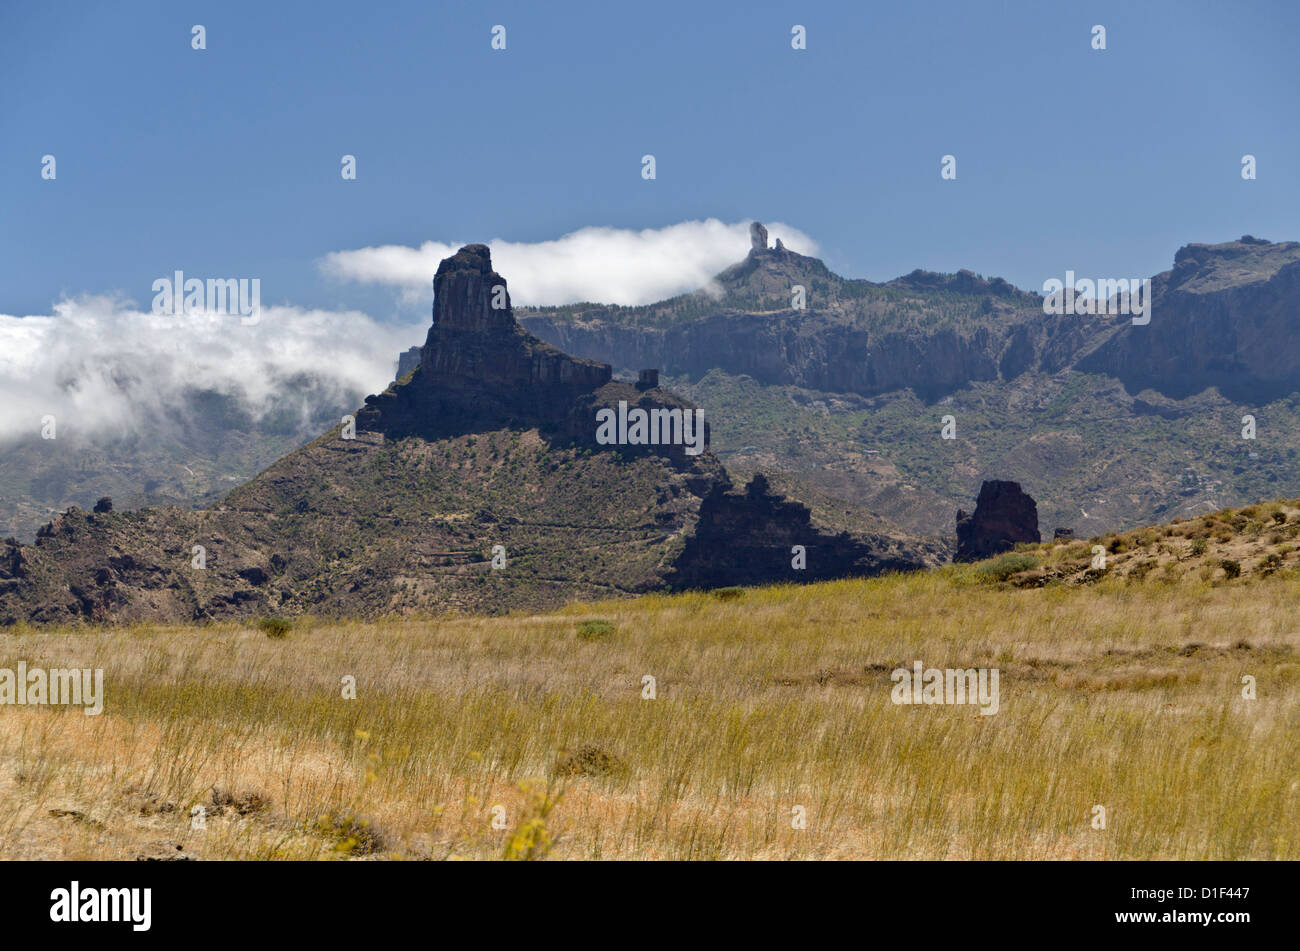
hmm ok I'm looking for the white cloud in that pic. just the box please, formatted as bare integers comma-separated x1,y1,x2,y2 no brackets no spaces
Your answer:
319,218,819,307
0,220,819,448
0,295,423,446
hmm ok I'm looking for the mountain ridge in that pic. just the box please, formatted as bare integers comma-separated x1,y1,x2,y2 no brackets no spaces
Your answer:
0,245,939,626
513,229,1300,539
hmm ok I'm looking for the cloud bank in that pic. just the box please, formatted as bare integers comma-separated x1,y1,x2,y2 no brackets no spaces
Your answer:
0,220,818,449
319,219,819,307
0,296,422,446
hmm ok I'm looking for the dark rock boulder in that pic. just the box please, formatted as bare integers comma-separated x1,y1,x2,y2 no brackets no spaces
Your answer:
954,480,1040,562
667,473,929,588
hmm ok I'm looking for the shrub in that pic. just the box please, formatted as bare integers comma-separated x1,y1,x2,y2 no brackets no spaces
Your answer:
556,744,628,778
712,586,744,601
1126,559,1155,582
577,618,615,641
258,616,292,639
211,788,270,816
1272,511,1288,524
1190,538,1209,556
975,552,1040,582
1219,559,1241,580
309,812,387,855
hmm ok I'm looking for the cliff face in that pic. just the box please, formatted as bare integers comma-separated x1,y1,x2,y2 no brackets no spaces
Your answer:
0,245,937,626
360,244,613,439
396,346,421,380
519,234,1300,406
522,311,1010,399
518,241,1110,401
1077,237,1300,401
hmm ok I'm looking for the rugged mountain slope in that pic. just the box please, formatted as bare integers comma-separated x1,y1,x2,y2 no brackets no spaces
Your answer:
519,231,1300,405
518,239,1109,402
514,230,1300,538
1078,236,1300,401
993,496,1300,589
0,246,939,626
0,382,357,543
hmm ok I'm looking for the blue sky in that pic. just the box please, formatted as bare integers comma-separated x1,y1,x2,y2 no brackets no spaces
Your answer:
1,0,1297,320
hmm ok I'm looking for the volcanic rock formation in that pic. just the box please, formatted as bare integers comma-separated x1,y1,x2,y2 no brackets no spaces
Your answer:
396,345,421,379
1077,236,1300,401
954,480,1040,562
360,244,613,439
668,473,929,588
0,245,938,625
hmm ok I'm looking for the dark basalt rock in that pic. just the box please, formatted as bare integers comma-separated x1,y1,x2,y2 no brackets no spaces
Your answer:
954,480,1040,562
395,345,421,380
667,473,928,588
358,244,613,439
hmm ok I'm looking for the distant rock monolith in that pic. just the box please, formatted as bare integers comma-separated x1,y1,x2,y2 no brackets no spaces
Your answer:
955,480,1040,562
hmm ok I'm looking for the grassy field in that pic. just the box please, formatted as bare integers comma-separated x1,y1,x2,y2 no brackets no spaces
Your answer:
2,532,1297,860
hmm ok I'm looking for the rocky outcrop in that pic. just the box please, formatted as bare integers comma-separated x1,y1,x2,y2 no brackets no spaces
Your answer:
1077,237,1300,401
954,480,1040,562
0,245,935,626
358,244,613,439
396,346,421,380
522,308,1034,402
421,244,612,396
668,473,929,588
750,221,768,251
519,243,1098,402
521,236,1300,408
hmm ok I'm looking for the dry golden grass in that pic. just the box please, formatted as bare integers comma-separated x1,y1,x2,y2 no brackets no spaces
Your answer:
1,565,1297,860
1030,499,1300,587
